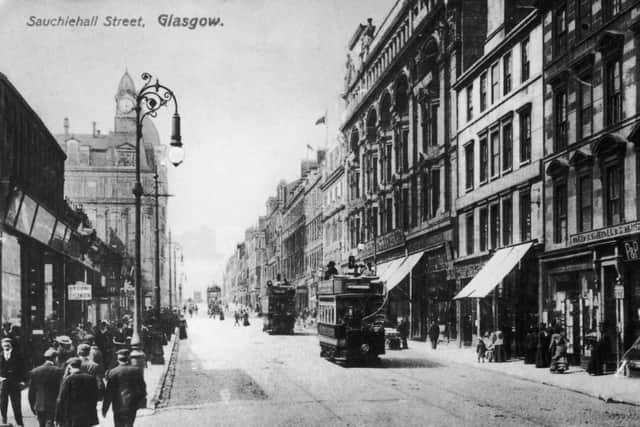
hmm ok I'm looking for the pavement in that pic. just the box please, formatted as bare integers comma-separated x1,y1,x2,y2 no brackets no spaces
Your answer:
4,334,176,427
135,315,640,427
402,338,640,407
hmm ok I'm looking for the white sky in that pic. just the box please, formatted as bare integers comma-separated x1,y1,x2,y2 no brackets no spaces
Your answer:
0,0,392,295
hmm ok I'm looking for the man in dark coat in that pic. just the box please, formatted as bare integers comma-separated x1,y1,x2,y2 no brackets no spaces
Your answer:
75,344,105,400
397,318,409,349
0,337,26,427
55,357,99,427
29,348,64,427
428,321,440,350
102,350,147,427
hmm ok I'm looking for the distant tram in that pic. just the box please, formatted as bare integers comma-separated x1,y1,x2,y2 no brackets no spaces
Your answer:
317,275,386,365
263,283,296,334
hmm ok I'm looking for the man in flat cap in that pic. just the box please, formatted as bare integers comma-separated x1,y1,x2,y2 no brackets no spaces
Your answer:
55,357,99,427
76,343,105,400
102,350,146,427
0,337,25,427
29,349,63,427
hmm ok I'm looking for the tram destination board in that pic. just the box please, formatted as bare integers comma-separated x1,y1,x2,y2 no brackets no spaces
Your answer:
318,276,382,295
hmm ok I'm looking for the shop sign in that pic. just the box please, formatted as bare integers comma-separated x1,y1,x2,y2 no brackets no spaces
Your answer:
361,229,405,258
68,282,92,300
426,251,448,273
454,262,483,279
570,220,640,246
614,285,624,300
622,239,640,261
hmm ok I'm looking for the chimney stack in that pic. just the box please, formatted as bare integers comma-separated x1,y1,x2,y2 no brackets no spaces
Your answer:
64,117,69,136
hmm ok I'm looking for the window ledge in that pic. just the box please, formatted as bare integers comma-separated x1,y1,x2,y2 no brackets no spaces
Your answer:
519,159,531,167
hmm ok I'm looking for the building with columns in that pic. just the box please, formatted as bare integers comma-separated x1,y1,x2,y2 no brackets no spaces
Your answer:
340,0,487,339
56,71,171,310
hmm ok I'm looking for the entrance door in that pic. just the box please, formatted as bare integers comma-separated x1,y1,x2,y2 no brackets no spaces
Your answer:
603,265,619,364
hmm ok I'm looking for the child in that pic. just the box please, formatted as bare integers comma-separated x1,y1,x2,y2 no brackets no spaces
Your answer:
477,334,487,363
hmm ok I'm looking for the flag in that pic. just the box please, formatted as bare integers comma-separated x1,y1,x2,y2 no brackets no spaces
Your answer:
306,144,314,151
315,115,326,125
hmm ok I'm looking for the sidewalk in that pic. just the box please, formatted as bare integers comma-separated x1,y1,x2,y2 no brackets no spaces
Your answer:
5,333,178,427
405,339,640,406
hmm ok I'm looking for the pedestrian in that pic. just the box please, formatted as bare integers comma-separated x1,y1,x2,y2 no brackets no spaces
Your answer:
476,334,487,363
178,316,188,340
29,348,64,427
428,321,440,350
0,338,26,427
397,318,409,350
55,335,75,368
55,357,100,427
102,350,147,427
219,310,225,321
243,311,250,327
493,330,506,362
535,324,551,368
549,329,569,373
524,327,537,364
75,343,105,400
234,311,240,326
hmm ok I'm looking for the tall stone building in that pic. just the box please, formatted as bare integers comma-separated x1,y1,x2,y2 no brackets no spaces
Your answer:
56,71,170,309
340,0,487,339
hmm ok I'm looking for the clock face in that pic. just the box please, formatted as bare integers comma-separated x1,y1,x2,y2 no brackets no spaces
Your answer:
118,98,134,113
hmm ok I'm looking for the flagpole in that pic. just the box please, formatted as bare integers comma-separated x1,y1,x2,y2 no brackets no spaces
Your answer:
324,108,329,149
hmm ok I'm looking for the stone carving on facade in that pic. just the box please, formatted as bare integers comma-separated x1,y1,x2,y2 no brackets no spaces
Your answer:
344,53,356,93
360,19,376,61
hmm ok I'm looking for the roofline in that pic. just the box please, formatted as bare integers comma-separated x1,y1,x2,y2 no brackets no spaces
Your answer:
0,73,67,160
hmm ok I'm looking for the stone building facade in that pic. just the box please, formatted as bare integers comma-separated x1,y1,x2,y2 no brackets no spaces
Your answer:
321,143,348,273
56,71,170,309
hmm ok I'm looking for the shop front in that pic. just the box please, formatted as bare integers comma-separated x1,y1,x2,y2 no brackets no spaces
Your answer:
542,223,640,368
454,242,539,357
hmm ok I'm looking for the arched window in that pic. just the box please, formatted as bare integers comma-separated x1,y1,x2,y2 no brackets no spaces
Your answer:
395,75,409,117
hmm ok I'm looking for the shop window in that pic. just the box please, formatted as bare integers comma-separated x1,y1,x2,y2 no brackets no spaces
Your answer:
520,190,531,241
503,52,512,95
465,141,474,191
490,203,500,249
554,180,568,243
466,212,474,255
577,174,593,232
503,197,513,246
605,58,623,127
519,107,531,163
605,163,623,226
480,72,487,112
502,120,513,172
480,207,488,251
521,38,530,82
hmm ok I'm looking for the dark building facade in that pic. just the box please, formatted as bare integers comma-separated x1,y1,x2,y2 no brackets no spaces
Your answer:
538,0,640,367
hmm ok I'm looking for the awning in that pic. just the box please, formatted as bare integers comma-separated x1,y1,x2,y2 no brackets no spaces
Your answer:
454,242,533,299
375,258,404,283
386,251,425,292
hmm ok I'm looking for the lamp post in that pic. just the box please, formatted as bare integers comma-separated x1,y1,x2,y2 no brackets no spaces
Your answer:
132,72,183,356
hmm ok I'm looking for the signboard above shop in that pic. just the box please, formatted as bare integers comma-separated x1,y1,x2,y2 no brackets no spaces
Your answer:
68,282,92,301
570,220,640,246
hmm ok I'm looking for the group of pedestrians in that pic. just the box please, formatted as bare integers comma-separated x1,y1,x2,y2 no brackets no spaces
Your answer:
233,309,250,327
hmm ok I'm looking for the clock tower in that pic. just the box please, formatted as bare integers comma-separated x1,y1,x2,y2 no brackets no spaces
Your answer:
114,70,137,133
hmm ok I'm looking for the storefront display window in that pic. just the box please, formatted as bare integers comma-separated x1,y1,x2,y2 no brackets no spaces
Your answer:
1,234,21,326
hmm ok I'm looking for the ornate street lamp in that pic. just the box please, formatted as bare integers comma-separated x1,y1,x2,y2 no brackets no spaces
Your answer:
132,72,182,357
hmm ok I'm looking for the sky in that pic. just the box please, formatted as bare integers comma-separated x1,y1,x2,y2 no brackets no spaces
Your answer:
0,0,393,296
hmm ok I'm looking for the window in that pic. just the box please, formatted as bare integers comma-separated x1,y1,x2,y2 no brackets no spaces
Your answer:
519,108,531,163
578,73,593,138
430,103,439,146
521,39,530,82
411,177,418,227
520,190,531,241
466,212,474,255
372,155,378,192
386,198,393,232
603,0,622,21
402,187,409,230
502,121,512,171
605,164,623,225
577,174,592,232
502,197,512,246
490,203,500,249
605,58,622,126
466,85,473,122
402,129,409,172
491,63,500,103
430,169,440,217
421,174,428,220
578,0,592,37
480,73,488,112
553,181,567,243
385,144,392,183
554,6,567,56
479,137,488,183
554,88,567,152
480,207,488,251
503,52,512,95
490,130,500,178
465,142,474,190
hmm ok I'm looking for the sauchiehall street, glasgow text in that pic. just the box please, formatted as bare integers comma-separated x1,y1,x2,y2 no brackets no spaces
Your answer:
27,16,145,27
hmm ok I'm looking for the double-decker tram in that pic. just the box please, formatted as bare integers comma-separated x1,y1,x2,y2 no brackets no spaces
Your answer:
263,282,296,334
317,274,386,365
